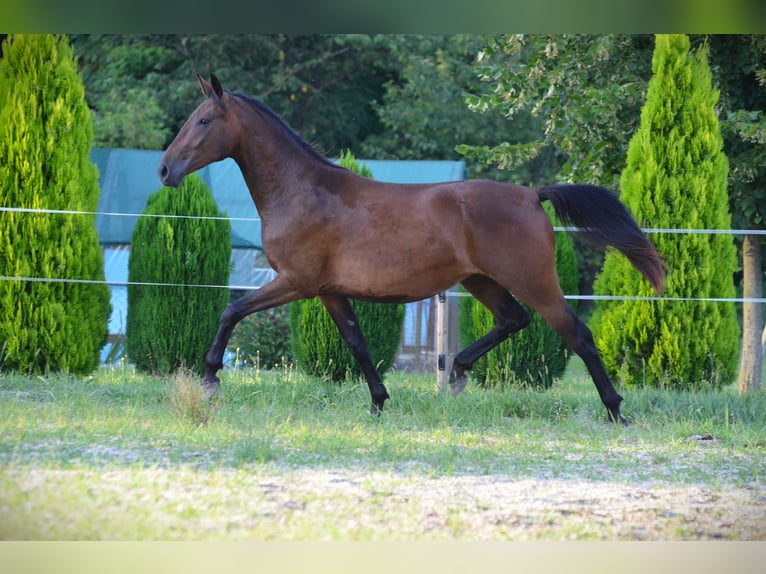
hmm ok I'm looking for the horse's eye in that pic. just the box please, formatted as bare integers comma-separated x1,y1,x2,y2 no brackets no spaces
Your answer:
199,118,210,125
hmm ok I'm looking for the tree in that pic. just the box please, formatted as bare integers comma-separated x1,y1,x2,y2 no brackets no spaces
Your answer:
464,34,766,391
71,34,397,153
458,204,579,388
362,35,560,184
459,35,655,301
706,35,766,394
461,35,654,190
127,174,230,375
0,34,111,375
289,151,405,382
591,35,739,388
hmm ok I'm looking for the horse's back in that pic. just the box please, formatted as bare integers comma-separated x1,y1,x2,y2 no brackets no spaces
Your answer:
362,177,555,268
453,180,553,244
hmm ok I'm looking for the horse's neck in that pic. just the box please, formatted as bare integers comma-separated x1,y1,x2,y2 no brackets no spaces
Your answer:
233,109,332,216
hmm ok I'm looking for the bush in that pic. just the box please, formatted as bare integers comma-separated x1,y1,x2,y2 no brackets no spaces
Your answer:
590,35,739,389
290,296,404,382
0,34,111,375
127,174,231,375
289,151,405,382
458,203,579,389
229,304,293,369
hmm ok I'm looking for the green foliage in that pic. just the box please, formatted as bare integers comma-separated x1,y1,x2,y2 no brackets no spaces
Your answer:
591,35,739,389
228,304,293,369
0,34,111,375
462,33,764,392
707,35,766,230
361,35,559,184
463,34,766,234
696,36,766,394
290,296,404,383
71,34,396,152
126,174,231,375
462,34,654,190
459,204,579,389
69,34,766,232
289,151,404,382
337,149,373,178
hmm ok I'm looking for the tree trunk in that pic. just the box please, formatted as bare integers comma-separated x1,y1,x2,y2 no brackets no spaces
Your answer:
738,232,763,394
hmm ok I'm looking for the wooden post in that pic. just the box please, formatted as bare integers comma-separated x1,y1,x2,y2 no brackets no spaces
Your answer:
436,291,449,391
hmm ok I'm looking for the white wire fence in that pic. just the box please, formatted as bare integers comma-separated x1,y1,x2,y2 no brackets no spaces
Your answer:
0,204,764,303
4,203,764,372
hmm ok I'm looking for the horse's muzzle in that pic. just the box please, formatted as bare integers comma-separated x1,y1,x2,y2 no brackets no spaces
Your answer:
158,161,183,188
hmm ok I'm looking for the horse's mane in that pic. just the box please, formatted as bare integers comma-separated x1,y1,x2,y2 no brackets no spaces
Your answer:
229,91,342,171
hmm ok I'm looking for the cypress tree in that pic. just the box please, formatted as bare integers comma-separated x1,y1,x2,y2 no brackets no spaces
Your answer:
126,174,231,375
0,34,111,374
591,35,739,388
289,151,405,382
458,204,579,388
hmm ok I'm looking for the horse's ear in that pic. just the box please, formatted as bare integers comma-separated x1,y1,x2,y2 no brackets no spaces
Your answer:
210,74,224,98
197,73,213,97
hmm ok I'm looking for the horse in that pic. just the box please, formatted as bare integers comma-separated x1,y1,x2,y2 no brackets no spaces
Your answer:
158,74,665,425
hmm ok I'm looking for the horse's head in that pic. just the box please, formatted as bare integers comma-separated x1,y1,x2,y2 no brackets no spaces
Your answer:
158,74,238,187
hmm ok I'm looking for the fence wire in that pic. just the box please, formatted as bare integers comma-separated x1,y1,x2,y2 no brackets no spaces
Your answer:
4,205,766,234
1,205,764,303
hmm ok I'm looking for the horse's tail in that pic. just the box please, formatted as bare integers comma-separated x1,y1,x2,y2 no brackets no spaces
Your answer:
538,184,665,294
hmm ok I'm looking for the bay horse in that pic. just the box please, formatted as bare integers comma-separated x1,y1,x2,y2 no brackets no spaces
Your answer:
159,74,665,425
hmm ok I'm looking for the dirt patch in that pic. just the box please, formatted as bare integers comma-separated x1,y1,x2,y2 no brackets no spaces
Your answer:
253,467,766,540
4,466,763,540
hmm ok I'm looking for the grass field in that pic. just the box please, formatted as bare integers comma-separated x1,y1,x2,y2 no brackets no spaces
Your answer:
1,359,765,540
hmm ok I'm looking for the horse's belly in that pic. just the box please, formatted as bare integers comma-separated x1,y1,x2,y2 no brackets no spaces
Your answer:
324,248,468,303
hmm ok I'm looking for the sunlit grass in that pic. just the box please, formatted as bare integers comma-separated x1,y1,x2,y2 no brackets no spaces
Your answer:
2,359,765,474
1,359,765,539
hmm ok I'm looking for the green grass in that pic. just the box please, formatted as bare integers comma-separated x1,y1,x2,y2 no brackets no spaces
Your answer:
1,359,765,540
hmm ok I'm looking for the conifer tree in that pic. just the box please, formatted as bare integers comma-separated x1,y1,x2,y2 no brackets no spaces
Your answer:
458,204,579,388
0,34,111,374
126,174,230,375
289,151,405,382
591,35,739,388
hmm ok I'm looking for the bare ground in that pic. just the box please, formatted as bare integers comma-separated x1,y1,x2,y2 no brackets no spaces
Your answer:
221,467,766,540
3,465,765,540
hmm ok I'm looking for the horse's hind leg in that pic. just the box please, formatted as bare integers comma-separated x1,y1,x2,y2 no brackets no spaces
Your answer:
319,294,390,414
529,296,627,425
449,275,532,395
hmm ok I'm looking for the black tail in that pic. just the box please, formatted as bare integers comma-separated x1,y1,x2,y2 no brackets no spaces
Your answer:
538,184,665,294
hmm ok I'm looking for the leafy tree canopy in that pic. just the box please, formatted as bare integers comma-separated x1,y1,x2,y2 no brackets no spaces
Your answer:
71,34,397,153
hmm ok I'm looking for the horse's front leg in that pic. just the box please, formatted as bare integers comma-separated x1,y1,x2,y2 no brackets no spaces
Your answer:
202,275,302,397
319,295,390,414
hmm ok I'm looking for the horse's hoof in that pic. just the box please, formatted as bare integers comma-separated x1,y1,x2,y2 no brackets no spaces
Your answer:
449,376,468,396
201,376,220,399
369,386,389,415
370,395,388,416
619,414,629,428
608,411,629,428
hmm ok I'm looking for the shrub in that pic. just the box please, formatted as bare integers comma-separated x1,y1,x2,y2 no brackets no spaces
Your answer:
590,35,739,389
229,304,293,369
289,151,405,382
459,203,579,388
0,34,111,375
127,174,231,375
